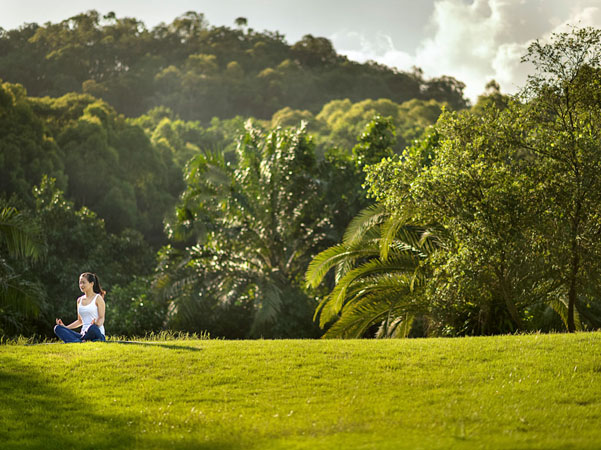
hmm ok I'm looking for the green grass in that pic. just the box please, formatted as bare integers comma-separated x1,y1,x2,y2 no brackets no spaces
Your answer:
2,333,601,449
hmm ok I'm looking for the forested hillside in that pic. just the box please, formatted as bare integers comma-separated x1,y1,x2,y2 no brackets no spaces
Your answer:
0,75,448,338
8,11,598,342
0,10,468,121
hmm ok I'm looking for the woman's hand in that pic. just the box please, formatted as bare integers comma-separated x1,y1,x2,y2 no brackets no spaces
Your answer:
55,318,64,326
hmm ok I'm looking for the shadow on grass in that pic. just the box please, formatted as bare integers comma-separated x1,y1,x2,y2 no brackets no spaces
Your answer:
107,341,203,352
0,354,243,450
0,356,136,450
26,341,203,352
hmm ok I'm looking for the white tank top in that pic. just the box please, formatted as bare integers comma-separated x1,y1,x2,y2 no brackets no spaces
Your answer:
78,294,105,336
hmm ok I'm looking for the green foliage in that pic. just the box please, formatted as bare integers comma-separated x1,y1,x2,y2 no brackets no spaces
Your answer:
352,115,396,170
132,97,446,168
107,276,168,337
13,15,601,340
158,122,364,338
0,12,461,339
518,26,601,332
2,177,159,338
366,105,556,335
132,107,247,167
0,11,469,121
0,199,46,332
314,98,446,153
0,202,45,263
362,27,601,335
417,108,542,334
471,80,510,114
29,93,180,244
306,203,436,338
0,81,67,202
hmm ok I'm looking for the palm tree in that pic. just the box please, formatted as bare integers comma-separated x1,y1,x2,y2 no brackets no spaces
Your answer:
0,201,46,316
305,203,438,338
157,122,331,337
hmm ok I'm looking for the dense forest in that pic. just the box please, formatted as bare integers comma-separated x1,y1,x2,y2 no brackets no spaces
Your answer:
0,10,467,121
2,12,600,340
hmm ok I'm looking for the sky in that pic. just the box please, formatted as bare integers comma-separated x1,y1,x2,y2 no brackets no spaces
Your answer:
2,0,601,102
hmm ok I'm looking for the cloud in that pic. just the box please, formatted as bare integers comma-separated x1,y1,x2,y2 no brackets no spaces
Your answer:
330,30,415,69
332,0,601,103
548,5,601,33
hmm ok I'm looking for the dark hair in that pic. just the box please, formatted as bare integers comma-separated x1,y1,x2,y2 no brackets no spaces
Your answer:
81,272,106,297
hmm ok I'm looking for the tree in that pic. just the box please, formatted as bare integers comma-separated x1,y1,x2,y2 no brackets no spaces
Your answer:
0,200,45,317
0,11,468,120
29,93,180,244
472,80,510,114
291,35,340,68
519,27,601,332
352,115,395,170
398,108,541,334
421,75,469,110
234,17,248,29
314,98,445,153
361,27,601,335
0,81,67,202
158,122,335,338
306,204,436,338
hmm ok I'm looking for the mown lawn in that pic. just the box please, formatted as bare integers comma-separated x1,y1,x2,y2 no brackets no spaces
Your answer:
1,333,601,449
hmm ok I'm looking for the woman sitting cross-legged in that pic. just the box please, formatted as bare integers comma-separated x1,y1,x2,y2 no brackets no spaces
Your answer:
54,272,106,343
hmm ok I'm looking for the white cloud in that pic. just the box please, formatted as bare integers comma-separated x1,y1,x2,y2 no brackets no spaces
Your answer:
331,30,415,69
491,42,530,93
332,0,601,103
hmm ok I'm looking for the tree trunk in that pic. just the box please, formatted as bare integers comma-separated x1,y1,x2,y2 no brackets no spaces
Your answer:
567,247,579,333
567,197,582,333
497,260,522,331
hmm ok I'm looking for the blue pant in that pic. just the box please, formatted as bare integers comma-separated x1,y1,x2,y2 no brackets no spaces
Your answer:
54,324,106,343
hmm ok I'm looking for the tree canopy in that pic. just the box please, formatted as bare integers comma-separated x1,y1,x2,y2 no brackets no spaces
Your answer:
0,10,469,122
344,26,601,337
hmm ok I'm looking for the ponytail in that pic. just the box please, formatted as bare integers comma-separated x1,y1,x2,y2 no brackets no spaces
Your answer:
82,272,106,298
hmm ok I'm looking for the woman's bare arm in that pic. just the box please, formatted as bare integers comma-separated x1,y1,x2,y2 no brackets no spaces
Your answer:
55,298,83,329
93,296,106,327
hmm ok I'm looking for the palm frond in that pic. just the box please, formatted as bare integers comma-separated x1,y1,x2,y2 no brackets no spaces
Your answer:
417,228,442,254
380,213,407,261
323,295,402,338
389,314,415,338
312,273,408,328
316,259,418,327
549,297,583,331
375,313,415,338
342,203,388,245
0,261,43,315
305,196,440,337
339,272,415,301
155,274,199,302
305,243,380,289
0,205,46,262
334,258,354,285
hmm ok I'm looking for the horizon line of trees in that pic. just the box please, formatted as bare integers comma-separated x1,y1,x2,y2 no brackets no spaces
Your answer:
0,10,469,122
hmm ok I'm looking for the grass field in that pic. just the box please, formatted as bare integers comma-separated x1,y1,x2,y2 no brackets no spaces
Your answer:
2,333,601,449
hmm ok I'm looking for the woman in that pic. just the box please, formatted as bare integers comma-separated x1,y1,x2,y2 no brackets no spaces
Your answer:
54,272,106,343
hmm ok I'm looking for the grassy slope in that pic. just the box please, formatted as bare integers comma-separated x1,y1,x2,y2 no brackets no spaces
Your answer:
1,333,601,450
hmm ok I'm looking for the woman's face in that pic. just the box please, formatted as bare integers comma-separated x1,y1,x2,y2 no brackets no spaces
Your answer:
79,275,93,293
